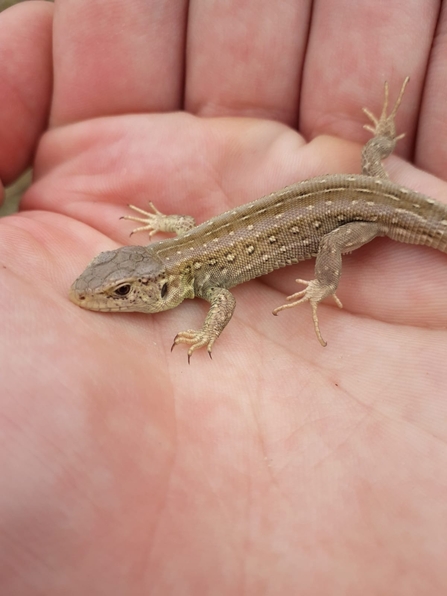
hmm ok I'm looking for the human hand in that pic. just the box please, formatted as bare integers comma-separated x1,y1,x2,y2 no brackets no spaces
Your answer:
1,1,447,594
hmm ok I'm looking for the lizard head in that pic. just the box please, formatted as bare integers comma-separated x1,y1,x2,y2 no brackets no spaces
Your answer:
69,245,192,314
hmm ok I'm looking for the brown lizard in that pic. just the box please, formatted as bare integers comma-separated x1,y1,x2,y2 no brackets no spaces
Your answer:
70,78,447,360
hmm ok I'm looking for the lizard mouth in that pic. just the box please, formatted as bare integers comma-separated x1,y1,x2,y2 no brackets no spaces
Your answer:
69,286,129,312
69,286,103,310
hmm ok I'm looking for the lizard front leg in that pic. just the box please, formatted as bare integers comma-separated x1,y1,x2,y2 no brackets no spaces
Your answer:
121,202,196,238
172,286,236,362
273,222,383,346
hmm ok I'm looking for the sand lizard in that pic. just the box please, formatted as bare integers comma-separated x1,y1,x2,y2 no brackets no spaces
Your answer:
70,78,447,360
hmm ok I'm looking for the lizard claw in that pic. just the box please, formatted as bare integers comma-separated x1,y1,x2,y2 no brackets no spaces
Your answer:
171,329,216,362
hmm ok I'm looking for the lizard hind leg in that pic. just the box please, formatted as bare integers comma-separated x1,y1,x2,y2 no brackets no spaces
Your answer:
361,77,409,178
273,279,342,346
362,77,409,142
272,221,383,346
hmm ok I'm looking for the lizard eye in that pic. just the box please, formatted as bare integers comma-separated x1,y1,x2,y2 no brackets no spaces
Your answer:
114,284,131,296
161,282,168,298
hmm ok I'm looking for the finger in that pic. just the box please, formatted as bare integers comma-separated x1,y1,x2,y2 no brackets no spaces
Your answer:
0,1,53,185
51,0,188,125
186,0,311,126
414,4,447,182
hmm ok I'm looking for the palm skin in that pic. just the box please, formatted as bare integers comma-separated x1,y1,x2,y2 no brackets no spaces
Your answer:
1,1,447,594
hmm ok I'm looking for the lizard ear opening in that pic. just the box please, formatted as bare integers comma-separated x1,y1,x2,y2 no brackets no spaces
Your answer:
161,282,168,298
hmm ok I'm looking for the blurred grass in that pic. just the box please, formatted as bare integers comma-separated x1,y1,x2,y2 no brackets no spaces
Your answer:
1,0,52,216
2,170,32,216
0,0,24,9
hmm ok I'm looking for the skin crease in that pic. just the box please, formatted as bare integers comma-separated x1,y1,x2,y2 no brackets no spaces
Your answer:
1,0,447,594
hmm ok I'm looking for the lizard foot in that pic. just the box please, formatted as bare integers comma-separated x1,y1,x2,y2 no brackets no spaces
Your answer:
171,330,215,363
362,77,409,141
121,202,195,238
272,279,343,347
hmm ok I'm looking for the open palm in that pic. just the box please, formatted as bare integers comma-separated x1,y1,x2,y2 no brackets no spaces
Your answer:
2,2,447,594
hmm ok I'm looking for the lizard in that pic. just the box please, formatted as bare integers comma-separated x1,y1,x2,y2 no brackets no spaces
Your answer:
69,78,447,361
